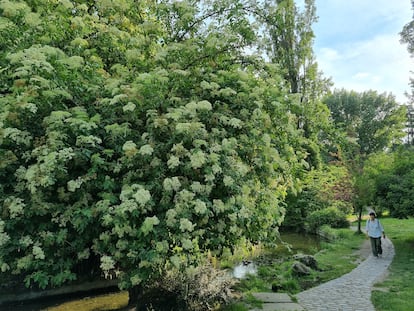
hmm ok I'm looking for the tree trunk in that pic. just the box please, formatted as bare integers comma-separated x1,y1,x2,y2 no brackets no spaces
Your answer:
357,207,362,233
128,285,143,308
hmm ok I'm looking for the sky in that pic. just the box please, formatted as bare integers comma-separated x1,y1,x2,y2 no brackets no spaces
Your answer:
312,0,414,104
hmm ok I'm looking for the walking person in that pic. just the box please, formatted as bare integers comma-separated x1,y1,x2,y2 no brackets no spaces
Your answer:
365,212,385,257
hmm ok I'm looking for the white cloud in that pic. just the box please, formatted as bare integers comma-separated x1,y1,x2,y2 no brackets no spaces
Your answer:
316,34,413,103
313,0,414,104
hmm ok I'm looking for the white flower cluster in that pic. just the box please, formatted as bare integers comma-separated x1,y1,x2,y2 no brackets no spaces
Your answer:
67,177,83,192
141,216,160,236
32,245,45,260
133,188,152,206
5,196,25,218
211,163,222,175
0,220,10,247
203,80,220,90
228,117,243,129
163,177,181,192
1,263,10,272
181,238,193,250
176,189,195,203
118,200,138,213
25,103,38,113
223,176,234,187
122,140,137,157
138,144,153,156
176,122,191,134
190,181,205,194
237,206,251,219
3,127,32,146
194,199,207,215
213,199,225,213
122,101,136,112
19,235,33,247
179,218,195,232
167,155,180,169
59,55,85,69
190,150,206,169
100,255,115,274
166,209,177,227
196,100,213,111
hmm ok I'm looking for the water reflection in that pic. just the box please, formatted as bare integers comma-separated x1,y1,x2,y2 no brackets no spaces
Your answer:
0,289,126,311
233,261,258,279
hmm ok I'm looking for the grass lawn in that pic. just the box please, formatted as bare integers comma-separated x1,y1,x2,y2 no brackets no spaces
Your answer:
371,217,414,311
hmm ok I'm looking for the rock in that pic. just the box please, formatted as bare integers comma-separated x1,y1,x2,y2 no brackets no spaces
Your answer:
293,254,318,270
292,261,311,275
271,283,283,292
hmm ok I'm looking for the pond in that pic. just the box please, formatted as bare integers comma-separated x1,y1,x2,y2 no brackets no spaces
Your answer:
232,232,321,279
2,232,320,311
273,232,321,255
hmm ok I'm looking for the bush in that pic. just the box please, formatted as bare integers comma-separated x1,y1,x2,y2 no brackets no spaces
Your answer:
305,207,349,233
150,262,237,311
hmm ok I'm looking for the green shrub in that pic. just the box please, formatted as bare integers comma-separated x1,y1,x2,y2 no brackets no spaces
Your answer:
152,262,236,311
305,207,349,233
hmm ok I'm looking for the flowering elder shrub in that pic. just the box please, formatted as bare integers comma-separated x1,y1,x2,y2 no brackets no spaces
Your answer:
0,0,306,290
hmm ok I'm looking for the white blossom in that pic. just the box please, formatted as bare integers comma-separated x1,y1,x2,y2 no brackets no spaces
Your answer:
179,218,195,232
190,150,206,169
166,209,177,227
122,140,137,157
123,102,136,112
194,199,207,215
181,238,193,250
133,188,151,206
139,144,153,156
5,196,25,218
167,155,180,169
163,177,181,192
197,100,212,111
100,255,115,274
32,245,45,260
229,117,243,128
223,176,234,187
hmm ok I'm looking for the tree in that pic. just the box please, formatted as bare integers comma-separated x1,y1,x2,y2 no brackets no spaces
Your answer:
400,0,414,103
0,0,306,298
356,147,414,219
282,163,353,232
262,0,333,168
325,89,406,157
324,89,407,231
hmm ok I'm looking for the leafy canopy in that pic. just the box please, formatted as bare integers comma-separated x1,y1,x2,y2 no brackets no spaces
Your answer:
0,0,306,290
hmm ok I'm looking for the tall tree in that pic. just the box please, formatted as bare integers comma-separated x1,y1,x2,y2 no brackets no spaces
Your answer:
325,89,406,157
400,0,414,103
261,0,332,168
325,89,407,231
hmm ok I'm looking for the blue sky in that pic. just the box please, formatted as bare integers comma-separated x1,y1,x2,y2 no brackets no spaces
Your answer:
312,0,413,104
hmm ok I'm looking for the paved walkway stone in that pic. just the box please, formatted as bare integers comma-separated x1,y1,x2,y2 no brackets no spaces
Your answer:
296,237,394,311
251,293,304,311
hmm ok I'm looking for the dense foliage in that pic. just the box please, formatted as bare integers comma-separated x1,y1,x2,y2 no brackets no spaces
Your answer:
282,164,353,231
360,147,414,218
325,89,406,158
0,0,313,291
0,0,410,300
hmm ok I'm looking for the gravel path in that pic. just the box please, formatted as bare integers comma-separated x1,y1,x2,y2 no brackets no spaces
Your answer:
296,237,394,311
